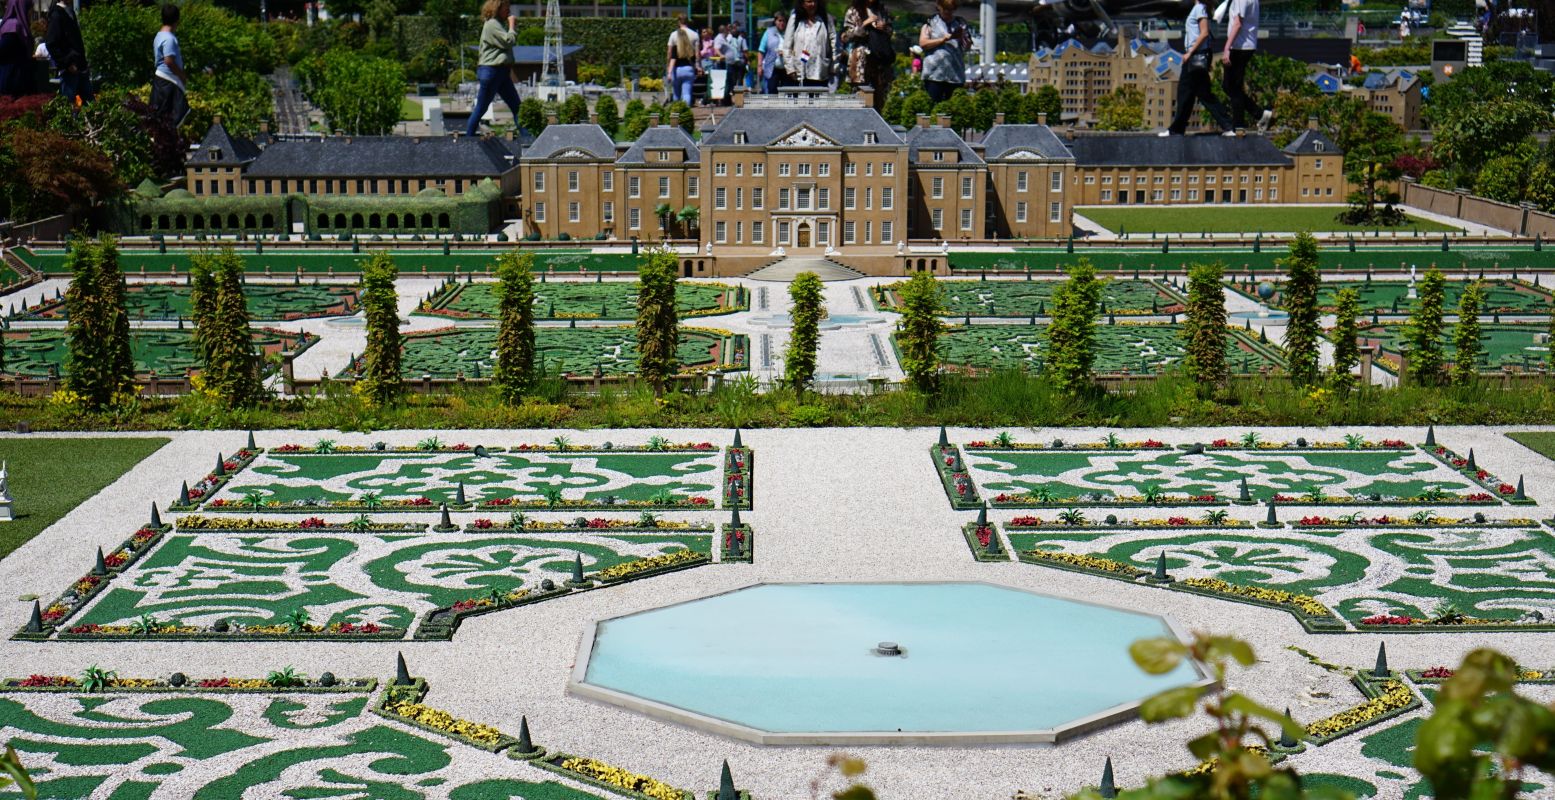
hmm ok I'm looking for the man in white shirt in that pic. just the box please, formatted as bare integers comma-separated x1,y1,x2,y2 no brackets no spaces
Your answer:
1221,0,1273,131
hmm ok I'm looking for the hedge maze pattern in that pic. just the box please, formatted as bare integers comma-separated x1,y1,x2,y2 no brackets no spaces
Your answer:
419,281,743,320
873,278,1185,317
1243,278,1555,316
346,327,745,379
2,329,312,378
931,324,1284,375
10,283,359,322
1359,323,1551,373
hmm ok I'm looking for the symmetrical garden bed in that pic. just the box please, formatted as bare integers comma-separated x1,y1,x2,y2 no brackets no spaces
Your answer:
1229,277,1554,316
10,282,359,321
871,277,1186,317
929,323,1284,375
1359,322,1552,374
343,326,748,379
416,279,746,320
1,328,316,378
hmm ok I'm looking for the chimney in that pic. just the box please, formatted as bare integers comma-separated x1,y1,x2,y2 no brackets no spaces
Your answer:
333,129,344,137
213,114,224,126
916,114,931,129
505,129,514,141
1038,112,1048,126
546,110,558,125
994,112,1005,126
859,85,874,110
589,111,598,124
1308,116,1319,131
649,113,661,127
936,114,951,128
732,86,746,108
258,119,269,134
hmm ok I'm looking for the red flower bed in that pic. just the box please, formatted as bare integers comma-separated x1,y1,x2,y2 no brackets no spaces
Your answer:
1191,495,1218,503
1140,439,1166,448
334,622,381,633
1360,614,1415,626
974,525,993,547
724,529,747,548
1466,493,1494,503
1498,483,1516,495
1009,515,1043,526
450,443,471,451
1421,666,1455,678
1381,439,1407,448
403,498,434,507
1166,516,1191,526
103,552,127,569
471,518,495,529
1212,438,1232,447
198,677,232,688
18,674,74,687
300,517,327,528
66,624,102,634
483,498,515,507
274,444,303,453
689,497,711,506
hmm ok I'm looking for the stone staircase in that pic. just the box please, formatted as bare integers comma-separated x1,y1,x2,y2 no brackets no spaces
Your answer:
741,257,866,282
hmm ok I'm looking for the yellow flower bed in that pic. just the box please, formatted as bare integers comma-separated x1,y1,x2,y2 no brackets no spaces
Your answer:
593,549,703,582
1180,578,1331,618
1304,680,1414,740
384,700,506,747
106,678,160,688
1024,549,1145,576
559,756,687,800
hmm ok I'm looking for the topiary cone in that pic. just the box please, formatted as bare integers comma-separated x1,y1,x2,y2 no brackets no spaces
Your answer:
1516,476,1526,501
150,502,162,529
1099,756,1117,798
730,506,741,529
25,600,41,633
732,428,743,449
93,547,108,576
394,652,411,685
178,481,190,506
214,452,226,477
1425,425,1436,447
1279,707,1298,748
1265,500,1278,526
517,715,535,753
937,426,948,448
1373,642,1390,678
1467,449,1476,471
718,760,737,800
976,503,987,528
438,503,453,530
1238,478,1250,502
1153,551,1170,582
247,430,257,451
570,554,585,584
455,482,467,505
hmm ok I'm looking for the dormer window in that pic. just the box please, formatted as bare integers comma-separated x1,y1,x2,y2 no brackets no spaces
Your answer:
209,148,222,161
734,131,747,144
1314,141,1325,153
864,132,877,144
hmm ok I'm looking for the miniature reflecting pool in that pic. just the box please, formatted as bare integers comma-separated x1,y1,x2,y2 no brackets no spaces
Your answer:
570,582,1209,745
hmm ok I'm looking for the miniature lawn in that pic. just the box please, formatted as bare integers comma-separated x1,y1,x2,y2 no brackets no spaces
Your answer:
14,247,643,275
1507,431,1555,462
9,283,359,321
931,323,1284,374
1238,278,1553,315
418,280,742,320
348,327,744,379
2,329,309,378
0,437,169,559
946,246,1555,273
1077,206,1460,235
872,278,1185,317
1358,323,1551,373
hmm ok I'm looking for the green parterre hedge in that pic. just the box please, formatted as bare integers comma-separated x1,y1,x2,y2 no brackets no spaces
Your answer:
950,246,1555,273
16,247,644,275
2,328,315,378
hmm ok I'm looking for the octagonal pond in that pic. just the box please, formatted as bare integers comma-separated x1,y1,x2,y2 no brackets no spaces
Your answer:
570,582,1210,744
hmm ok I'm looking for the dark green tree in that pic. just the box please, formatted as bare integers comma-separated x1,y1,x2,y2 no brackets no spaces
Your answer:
203,248,264,407
303,50,406,135
1020,85,1061,124
356,251,402,406
1094,86,1145,131
783,271,823,391
188,252,219,360
1045,258,1103,395
896,271,944,395
1403,268,1447,386
518,98,546,135
1328,287,1361,394
1182,261,1227,394
1280,233,1322,387
493,251,537,404
594,95,621,138
1451,280,1485,386
64,235,135,410
559,93,590,125
635,246,679,394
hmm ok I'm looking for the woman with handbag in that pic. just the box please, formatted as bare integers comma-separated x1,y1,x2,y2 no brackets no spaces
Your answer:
1161,0,1233,136
842,0,893,111
781,0,839,88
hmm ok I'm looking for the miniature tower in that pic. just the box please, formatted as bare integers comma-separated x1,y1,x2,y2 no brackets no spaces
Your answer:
538,0,567,102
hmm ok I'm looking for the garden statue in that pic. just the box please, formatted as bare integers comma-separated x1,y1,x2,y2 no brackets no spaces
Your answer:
896,241,905,255
0,461,11,522
705,242,713,256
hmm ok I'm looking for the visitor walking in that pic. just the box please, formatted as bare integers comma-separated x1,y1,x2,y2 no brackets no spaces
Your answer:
919,0,969,103
842,0,893,112
1161,0,1232,137
150,5,190,127
0,0,32,98
44,0,90,104
782,0,840,88
466,0,521,136
1220,0,1272,130
759,12,787,93
666,15,700,106
720,23,748,101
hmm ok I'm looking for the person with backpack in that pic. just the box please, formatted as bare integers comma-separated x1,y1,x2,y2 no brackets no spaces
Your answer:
1160,0,1233,136
919,0,969,103
781,0,839,88
44,0,90,104
719,23,748,102
666,14,701,105
842,0,892,111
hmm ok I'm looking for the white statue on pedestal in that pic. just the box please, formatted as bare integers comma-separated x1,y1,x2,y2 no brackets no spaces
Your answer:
896,241,906,255
0,461,13,522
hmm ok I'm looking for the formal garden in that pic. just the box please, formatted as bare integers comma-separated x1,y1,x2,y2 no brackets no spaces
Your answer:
1229,278,1555,317
871,278,1187,318
343,327,748,381
929,323,1286,375
417,280,746,321
1,328,315,379
6,283,359,322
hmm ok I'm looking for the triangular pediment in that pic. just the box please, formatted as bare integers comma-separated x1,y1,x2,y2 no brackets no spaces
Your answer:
771,125,839,148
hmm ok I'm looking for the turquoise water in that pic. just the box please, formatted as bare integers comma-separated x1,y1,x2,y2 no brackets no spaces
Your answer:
583,582,1200,733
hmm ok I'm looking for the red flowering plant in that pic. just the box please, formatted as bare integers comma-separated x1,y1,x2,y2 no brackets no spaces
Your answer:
299,517,327,529
198,677,232,688
1360,614,1415,626
1212,438,1232,447
1498,483,1517,495
334,622,381,634
1166,516,1191,526
725,529,747,548
17,675,75,687
274,444,303,453
66,624,102,634
974,525,993,547
1465,493,1494,503
689,497,712,506
103,551,128,569
471,518,495,529
1421,666,1455,679
1009,515,1043,526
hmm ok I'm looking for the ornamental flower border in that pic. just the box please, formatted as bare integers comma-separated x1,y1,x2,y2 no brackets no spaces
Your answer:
374,678,516,752
168,447,263,511
721,523,753,563
1268,491,1499,507
1293,513,1535,529
463,519,714,534
1302,676,1419,745
175,515,430,534
963,438,1171,451
991,492,1226,509
1005,514,1252,531
961,522,1009,562
533,752,696,800
1353,613,1555,633
0,674,376,694
724,446,753,510
1422,444,1532,505
13,524,169,641
932,445,982,510
58,621,404,642
1193,436,1411,452
1408,667,1555,684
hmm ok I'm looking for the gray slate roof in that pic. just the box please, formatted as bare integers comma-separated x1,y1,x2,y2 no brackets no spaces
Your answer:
189,123,261,167
1064,133,1290,167
1282,129,1343,156
244,136,521,178
905,126,983,165
979,125,1074,161
702,108,902,146
523,124,618,160
616,125,701,164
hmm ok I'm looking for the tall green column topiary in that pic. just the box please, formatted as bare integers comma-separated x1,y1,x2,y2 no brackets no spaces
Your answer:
896,270,944,395
1280,232,1321,387
356,251,403,406
1404,268,1447,386
188,252,218,360
783,271,823,392
635,246,679,394
1329,287,1361,394
494,251,537,404
1451,280,1485,386
1045,258,1102,395
204,248,264,407
65,235,134,410
1182,260,1227,394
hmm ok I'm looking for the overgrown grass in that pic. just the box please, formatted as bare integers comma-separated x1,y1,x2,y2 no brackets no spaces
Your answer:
0,437,170,560
1506,431,1555,462
4,373,1555,432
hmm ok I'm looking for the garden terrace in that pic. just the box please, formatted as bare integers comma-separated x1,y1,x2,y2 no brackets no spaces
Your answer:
341,327,747,380
945,244,1555,273
871,277,1186,318
7,282,360,322
1230,277,1554,316
929,323,1285,376
417,280,746,321
12,246,645,275
1358,323,1553,374
0,328,315,379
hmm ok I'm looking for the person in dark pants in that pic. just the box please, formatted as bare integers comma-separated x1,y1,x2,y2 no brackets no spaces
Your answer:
44,0,90,104
150,4,190,127
1161,0,1232,136
1221,0,1272,130
0,0,34,98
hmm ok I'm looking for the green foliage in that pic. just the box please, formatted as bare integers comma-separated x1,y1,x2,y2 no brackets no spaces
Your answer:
46,88,184,188
203,248,265,407
300,50,407,135
634,247,679,393
559,93,590,125
1328,287,1361,394
515,17,676,80
1415,649,1555,799
895,271,944,395
187,252,219,361
493,251,537,403
1023,85,1062,124
784,272,824,392
64,236,135,410
1281,233,1322,387
0,744,36,800
185,69,276,139
666,101,695,134
1450,281,1485,386
81,0,275,91
1094,86,1145,132
79,665,117,693
1044,259,1102,395
518,98,546,135
1474,150,1534,204
266,666,306,687
1182,261,1227,393
356,251,403,406
79,0,159,89
594,94,621,138
1404,268,1447,386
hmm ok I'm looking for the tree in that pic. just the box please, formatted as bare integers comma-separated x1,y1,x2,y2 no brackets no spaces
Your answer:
1403,268,1447,386
356,252,402,406
493,251,537,403
1245,53,1320,111
518,98,546,135
1094,86,1145,132
1280,233,1321,387
675,206,699,237
559,93,590,125
635,246,679,394
1045,258,1102,395
1328,287,1361,393
1431,98,1550,179
653,203,673,239
1451,281,1484,386
188,252,220,359
304,50,406,135
0,127,119,222
1021,85,1061,124
783,272,823,391
203,248,264,406
64,235,135,410
47,89,185,185
1474,151,1532,204
896,271,943,395
595,95,620,138
1182,261,1227,394
79,0,159,90
1321,97,1405,224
